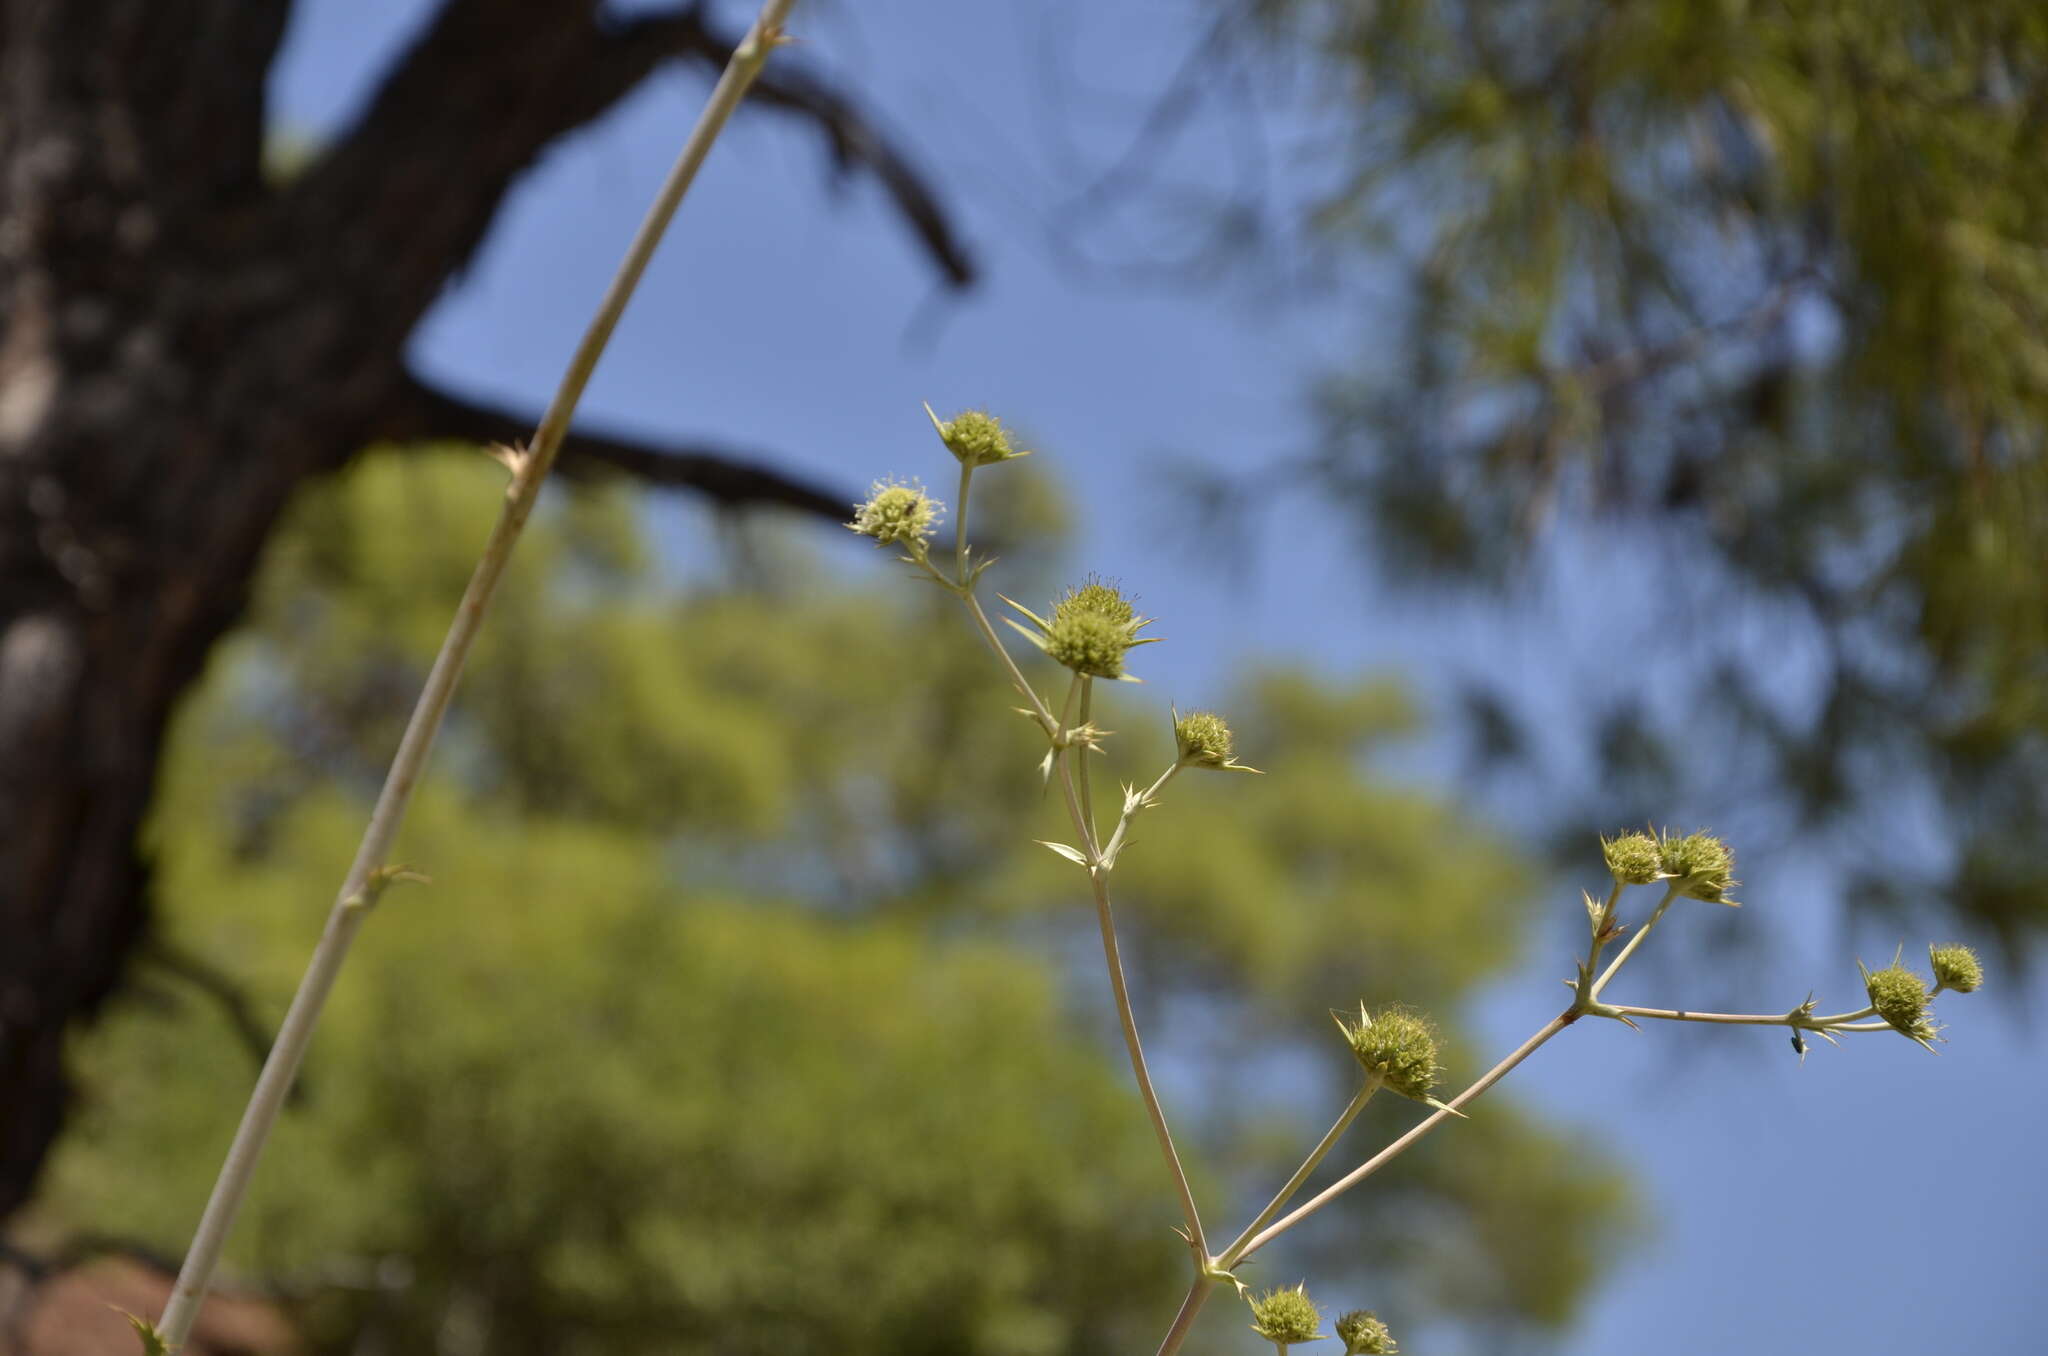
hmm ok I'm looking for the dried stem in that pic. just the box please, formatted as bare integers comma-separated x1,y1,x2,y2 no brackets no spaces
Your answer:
154,2,800,1342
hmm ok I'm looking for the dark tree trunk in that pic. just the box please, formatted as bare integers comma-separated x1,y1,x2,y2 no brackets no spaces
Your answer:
0,0,966,1220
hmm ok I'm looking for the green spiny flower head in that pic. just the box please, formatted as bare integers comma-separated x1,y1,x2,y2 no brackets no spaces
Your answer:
1601,831,1663,886
1336,1309,1398,1355
1339,1003,1443,1105
1046,608,1134,679
1002,579,1157,680
931,406,1029,467
1658,830,1738,904
1054,577,1137,628
1249,1284,1324,1347
848,479,942,551
1175,710,1235,767
1861,953,1941,1051
1929,943,1984,994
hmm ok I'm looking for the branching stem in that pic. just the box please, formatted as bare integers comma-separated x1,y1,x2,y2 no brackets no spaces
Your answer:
154,3,800,1343
1234,1011,1575,1264
1590,882,1680,999
1217,1082,1377,1269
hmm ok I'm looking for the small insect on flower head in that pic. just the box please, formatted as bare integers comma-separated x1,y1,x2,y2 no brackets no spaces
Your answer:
848,479,943,557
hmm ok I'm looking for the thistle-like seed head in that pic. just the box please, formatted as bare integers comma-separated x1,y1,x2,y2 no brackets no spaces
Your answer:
1249,1284,1323,1346
1339,1003,1443,1105
1054,578,1137,627
1046,608,1133,679
1175,710,1235,767
933,407,1029,466
848,479,942,551
1657,830,1737,903
1336,1309,1398,1355
1928,943,1984,994
1601,831,1663,886
1861,953,1941,1050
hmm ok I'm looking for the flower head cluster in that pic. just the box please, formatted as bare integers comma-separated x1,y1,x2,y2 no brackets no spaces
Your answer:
1338,1003,1443,1106
1336,1309,1398,1355
1658,829,1738,904
1005,578,1157,681
1861,952,1941,1051
1601,830,1663,886
1249,1285,1324,1348
847,479,942,554
1929,943,1983,994
1172,709,1261,773
928,406,1029,467
1175,710,1235,766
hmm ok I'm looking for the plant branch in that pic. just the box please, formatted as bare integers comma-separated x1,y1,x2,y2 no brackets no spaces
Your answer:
1082,860,1208,1260
1606,1003,1879,1029
1217,1082,1377,1269
155,4,800,1343
1153,1276,1214,1356
1589,882,1680,999
1234,1011,1577,1264
385,375,851,520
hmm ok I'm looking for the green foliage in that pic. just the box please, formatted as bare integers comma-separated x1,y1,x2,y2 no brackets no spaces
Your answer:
1233,0,2048,955
42,449,1632,1350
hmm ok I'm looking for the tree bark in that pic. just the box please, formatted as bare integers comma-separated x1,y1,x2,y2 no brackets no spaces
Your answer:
0,0,966,1220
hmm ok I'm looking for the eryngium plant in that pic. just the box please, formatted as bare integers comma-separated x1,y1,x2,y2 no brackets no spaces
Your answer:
854,411,1985,1355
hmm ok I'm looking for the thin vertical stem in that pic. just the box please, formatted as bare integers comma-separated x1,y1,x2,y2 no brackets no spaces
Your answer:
1076,676,1099,848
155,2,800,1343
1082,863,1207,1258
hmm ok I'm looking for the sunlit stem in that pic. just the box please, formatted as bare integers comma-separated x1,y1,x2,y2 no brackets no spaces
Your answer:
1217,1082,1378,1269
1235,1011,1575,1263
1153,1280,1213,1356
155,2,801,1343
1608,1003,1881,1029
938,567,1202,1259
1076,677,1099,848
954,462,973,583
1590,882,1681,1000
1099,762,1180,868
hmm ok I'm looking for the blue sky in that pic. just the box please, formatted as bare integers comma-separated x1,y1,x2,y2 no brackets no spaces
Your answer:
274,2,2047,1352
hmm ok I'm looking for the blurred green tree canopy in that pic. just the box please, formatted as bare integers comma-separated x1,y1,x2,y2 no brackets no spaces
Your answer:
37,450,1629,1352
1207,1,2048,959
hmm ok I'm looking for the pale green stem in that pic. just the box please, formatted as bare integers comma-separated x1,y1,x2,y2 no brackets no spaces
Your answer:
940,587,1199,1253
1606,1003,1880,1029
1098,762,1180,869
1235,1011,1576,1264
1589,883,1681,1000
954,462,974,583
954,586,1057,734
1217,1082,1378,1269
1153,1279,1213,1356
1076,677,1099,848
154,4,800,1343
1070,784,1203,1252
1568,880,1623,1010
